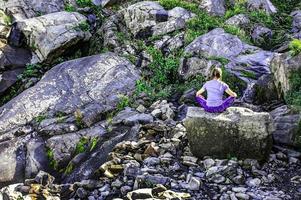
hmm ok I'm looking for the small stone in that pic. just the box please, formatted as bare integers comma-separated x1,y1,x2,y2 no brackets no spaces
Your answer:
291,176,301,184
235,193,250,200
136,105,146,113
187,177,201,191
276,152,287,160
203,158,215,169
88,196,96,200
111,179,123,188
246,178,261,187
76,188,87,199
232,175,246,185
289,157,299,164
182,156,198,167
143,157,160,166
151,109,162,118
121,186,132,195
232,187,247,193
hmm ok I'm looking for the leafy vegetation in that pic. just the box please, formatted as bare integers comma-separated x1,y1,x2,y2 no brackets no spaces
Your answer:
285,71,301,107
46,148,58,170
117,95,131,111
75,137,89,154
74,109,85,129
289,39,301,56
65,3,76,12
73,21,90,32
75,0,93,7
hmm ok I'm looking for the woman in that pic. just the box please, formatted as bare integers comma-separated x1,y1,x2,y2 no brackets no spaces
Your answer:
196,67,237,113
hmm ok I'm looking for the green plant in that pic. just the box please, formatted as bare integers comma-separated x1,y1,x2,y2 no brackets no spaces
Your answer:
117,95,131,111
75,137,89,154
64,163,74,174
289,39,301,56
74,21,90,32
285,71,301,106
74,109,85,129
46,148,58,170
223,25,251,44
20,64,42,79
3,14,12,25
65,3,76,12
76,0,92,7
240,70,257,79
90,137,99,151
34,115,47,123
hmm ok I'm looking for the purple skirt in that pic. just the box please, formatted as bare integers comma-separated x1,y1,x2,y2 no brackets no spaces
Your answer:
196,96,235,113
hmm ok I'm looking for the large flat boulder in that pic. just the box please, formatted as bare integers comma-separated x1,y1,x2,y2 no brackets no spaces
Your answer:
0,52,140,135
8,11,91,63
184,107,273,161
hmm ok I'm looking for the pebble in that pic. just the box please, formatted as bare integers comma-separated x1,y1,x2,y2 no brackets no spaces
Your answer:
247,178,261,188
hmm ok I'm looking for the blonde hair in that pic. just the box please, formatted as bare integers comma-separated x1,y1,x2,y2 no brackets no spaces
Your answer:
211,67,222,80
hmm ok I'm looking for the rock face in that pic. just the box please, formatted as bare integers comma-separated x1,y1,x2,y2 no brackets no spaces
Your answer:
225,14,250,28
292,10,301,39
181,28,274,89
271,53,301,96
246,0,277,14
184,107,273,161
122,1,194,38
0,0,66,20
271,106,301,148
0,41,32,95
199,0,226,16
0,52,140,134
8,11,91,63
251,25,273,46
92,0,121,7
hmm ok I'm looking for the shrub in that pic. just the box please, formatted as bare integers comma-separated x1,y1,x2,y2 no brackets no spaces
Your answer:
116,95,131,111
75,137,89,154
285,71,301,106
74,21,90,32
65,3,76,12
76,0,92,7
289,39,301,57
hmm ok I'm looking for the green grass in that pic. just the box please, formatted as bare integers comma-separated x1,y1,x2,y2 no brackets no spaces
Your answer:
289,39,301,57
240,70,257,79
46,148,58,170
75,137,89,154
116,95,131,111
19,64,42,79
34,115,47,123
73,21,90,32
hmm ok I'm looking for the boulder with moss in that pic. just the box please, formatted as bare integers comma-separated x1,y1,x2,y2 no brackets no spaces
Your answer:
184,107,274,161
271,52,301,96
180,28,274,96
0,52,140,135
246,0,277,14
8,11,91,63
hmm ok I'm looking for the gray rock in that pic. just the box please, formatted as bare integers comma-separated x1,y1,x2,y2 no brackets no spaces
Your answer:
0,0,66,20
179,56,221,80
9,11,91,62
112,108,154,126
92,0,120,7
251,25,273,46
184,107,273,161
246,178,261,187
292,10,301,38
122,1,193,38
63,125,141,183
246,0,277,14
25,137,49,179
143,157,160,166
270,105,301,148
0,53,140,134
154,32,185,55
225,14,250,28
0,41,32,95
183,28,274,87
46,126,106,167
199,0,226,16
0,138,26,187
271,52,301,96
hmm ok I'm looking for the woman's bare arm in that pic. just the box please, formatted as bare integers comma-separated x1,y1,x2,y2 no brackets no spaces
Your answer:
196,87,205,97
226,88,237,97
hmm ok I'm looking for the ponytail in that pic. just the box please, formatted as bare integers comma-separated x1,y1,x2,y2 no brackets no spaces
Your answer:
211,67,222,80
